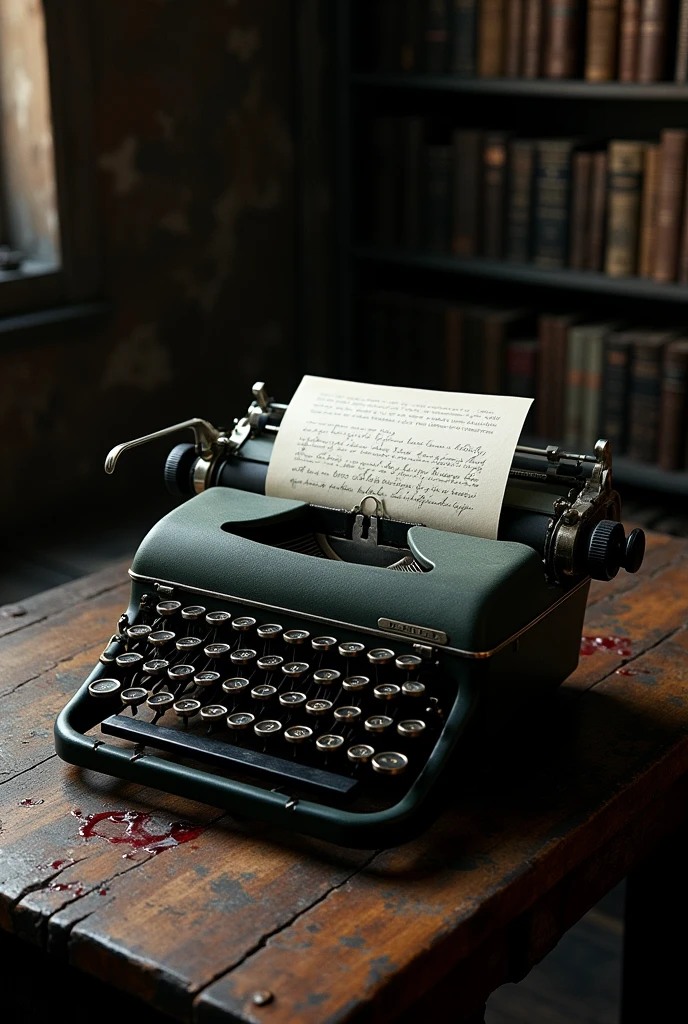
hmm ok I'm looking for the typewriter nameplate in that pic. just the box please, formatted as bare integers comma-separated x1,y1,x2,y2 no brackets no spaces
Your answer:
377,618,448,645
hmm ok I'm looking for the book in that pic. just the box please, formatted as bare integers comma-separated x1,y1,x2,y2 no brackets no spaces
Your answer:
401,0,422,71
637,0,671,82
482,309,530,393
543,0,582,79
677,168,688,283
423,144,452,251
401,118,423,249
619,0,641,80
461,308,488,392
504,0,525,76
658,339,688,469
371,118,401,247
601,331,634,454
587,151,608,271
564,324,589,448
451,0,478,75
604,141,645,277
444,304,464,389
452,129,483,256
482,133,509,258
424,0,450,72
653,129,688,282
506,339,539,431
585,0,620,81
506,138,535,262
537,313,580,437
581,323,615,449
676,0,688,81
627,331,675,462
533,139,575,268
569,151,593,270
638,143,660,277
477,0,505,76
523,0,544,77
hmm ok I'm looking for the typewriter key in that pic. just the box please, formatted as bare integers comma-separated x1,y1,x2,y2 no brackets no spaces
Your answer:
347,743,375,764
367,648,395,666
257,655,283,672
312,669,341,687
204,643,232,660
397,719,426,739
121,687,149,714
88,678,121,699
284,629,310,645
254,719,282,737
372,751,408,775
142,658,169,677
173,698,201,724
200,703,228,722
126,624,152,642
311,636,337,652
231,648,257,666
395,654,423,672
251,684,277,701
338,642,365,658
333,706,362,722
279,691,307,707
342,675,369,693
148,630,176,648
156,600,182,617
181,605,206,621
364,715,394,734
305,698,333,716
222,677,250,695
168,664,196,683
227,711,255,730
147,691,174,712
316,733,344,752
176,636,203,653
195,670,221,688
373,683,401,702
115,652,144,670
402,680,426,698
232,616,257,633
257,623,283,640
282,661,310,680
206,610,231,628
284,725,313,744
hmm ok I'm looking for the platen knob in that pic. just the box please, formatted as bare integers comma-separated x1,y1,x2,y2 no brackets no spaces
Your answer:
623,528,646,574
164,443,196,496
586,520,633,581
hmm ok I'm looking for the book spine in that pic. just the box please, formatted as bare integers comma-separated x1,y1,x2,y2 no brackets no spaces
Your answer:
543,0,582,78
533,141,573,268
451,0,478,75
653,129,688,282
506,139,535,262
444,305,464,389
568,151,593,269
504,0,525,76
601,339,632,453
482,133,508,258
676,0,688,81
619,0,642,79
658,343,688,469
628,342,666,462
637,0,670,82
564,327,587,448
483,316,507,394
549,316,572,438
506,341,538,429
523,0,544,76
582,327,607,449
424,0,450,72
604,141,645,277
586,151,608,270
678,170,688,283
423,145,452,252
536,315,553,436
462,310,486,392
402,119,423,249
638,143,660,276
585,0,620,80
477,0,505,76
452,130,482,256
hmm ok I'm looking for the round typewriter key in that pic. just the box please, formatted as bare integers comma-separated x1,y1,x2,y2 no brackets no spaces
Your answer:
222,676,250,695
168,663,196,683
88,678,121,699
142,658,169,677
257,623,283,640
365,715,394,734
284,724,313,744
338,641,365,658
402,680,426,698
176,635,203,653
121,687,149,713
284,629,310,645
282,661,310,680
173,698,201,722
206,610,231,628
373,683,401,702
333,705,362,722
232,616,257,633
227,711,255,730
343,675,369,693
181,604,206,621
254,719,282,737
148,630,176,648
116,652,144,670
257,655,283,672
231,648,257,666
367,648,395,666
348,743,375,764
204,643,231,660
316,733,344,752
156,600,182,617
279,691,307,707
397,719,427,739
195,670,220,688
127,624,152,641
200,703,228,722
395,654,423,672
251,684,277,701
311,636,337,652
372,751,408,775
312,668,341,686
147,691,174,711
306,698,333,716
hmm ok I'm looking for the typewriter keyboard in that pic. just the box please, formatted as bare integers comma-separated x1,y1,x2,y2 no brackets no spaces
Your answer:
91,592,452,807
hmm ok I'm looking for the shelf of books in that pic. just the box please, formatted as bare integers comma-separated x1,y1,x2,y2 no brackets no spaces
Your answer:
354,74,688,102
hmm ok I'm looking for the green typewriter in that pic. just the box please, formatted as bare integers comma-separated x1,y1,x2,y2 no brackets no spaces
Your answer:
55,382,645,847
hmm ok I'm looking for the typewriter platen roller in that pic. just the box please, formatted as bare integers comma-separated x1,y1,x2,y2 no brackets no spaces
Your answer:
55,383,645,847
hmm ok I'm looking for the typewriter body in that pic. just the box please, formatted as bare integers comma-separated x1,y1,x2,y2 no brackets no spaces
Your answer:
55,384,645,848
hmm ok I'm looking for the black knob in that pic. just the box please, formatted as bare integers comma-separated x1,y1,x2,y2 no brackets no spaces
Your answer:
164,443,196,496
586,520,626,581
623,528,645,574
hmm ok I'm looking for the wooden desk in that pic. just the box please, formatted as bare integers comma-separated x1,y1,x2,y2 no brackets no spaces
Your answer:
1,530,688,1023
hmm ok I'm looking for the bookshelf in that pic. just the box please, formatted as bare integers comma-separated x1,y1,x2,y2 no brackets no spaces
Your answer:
333,1,688,497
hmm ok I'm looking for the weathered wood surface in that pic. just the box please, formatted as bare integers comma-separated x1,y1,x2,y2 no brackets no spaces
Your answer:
0,530,687,1023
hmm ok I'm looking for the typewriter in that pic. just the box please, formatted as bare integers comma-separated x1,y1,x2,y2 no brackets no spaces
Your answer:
55,382,645,847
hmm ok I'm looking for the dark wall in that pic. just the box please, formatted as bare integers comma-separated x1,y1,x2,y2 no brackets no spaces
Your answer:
1,0,323,528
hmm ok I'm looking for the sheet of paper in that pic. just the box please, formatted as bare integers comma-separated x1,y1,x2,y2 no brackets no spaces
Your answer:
265,376,533,539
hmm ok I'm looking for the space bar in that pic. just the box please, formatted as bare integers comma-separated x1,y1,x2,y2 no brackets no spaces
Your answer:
100,714,358,797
